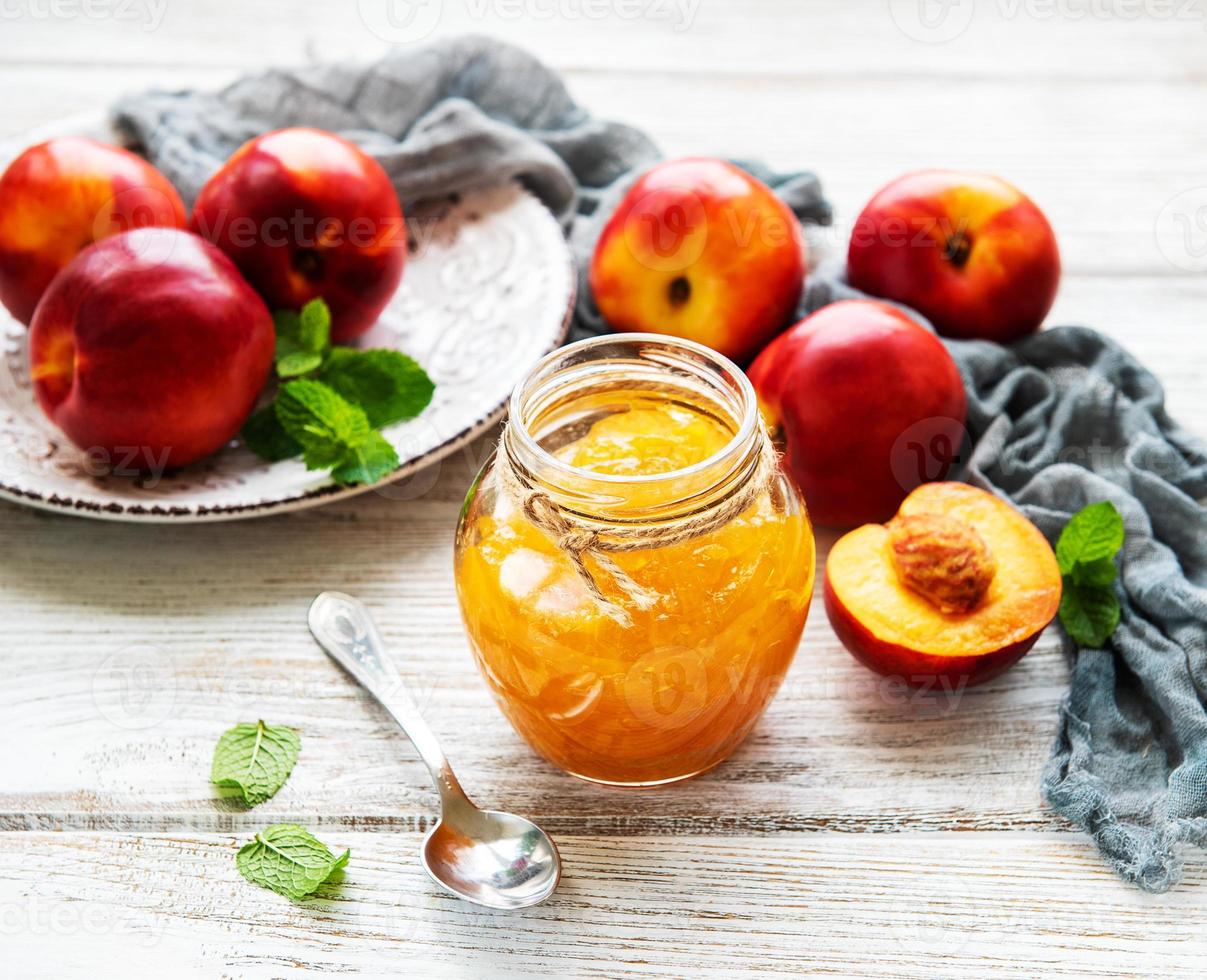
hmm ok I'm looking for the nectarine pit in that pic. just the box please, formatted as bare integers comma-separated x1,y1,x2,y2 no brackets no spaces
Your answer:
886,512,996,615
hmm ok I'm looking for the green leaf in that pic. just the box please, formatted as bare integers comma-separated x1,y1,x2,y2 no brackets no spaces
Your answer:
330,430,400,486
320,348,435,429
276,351,325,378
1071,556,1118,589
298,298,331,348
242,406,302,462
274,380,371,471
1056,501,1125,575
1059,584,1121,648
273,299,331,377
236,823,349,901
211,720,300,807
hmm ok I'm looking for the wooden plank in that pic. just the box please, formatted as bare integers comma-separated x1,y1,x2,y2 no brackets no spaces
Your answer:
1,0,1204,80
1,831,1203,978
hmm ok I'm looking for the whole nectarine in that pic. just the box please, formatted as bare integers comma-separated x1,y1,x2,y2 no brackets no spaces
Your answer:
29,228,275,472
748,300,966,527
847,169,1060,344
0,137,187,325
590,158,804,363
192,128,406,343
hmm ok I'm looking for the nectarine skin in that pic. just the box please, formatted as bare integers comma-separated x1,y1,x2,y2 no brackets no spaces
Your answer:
590,158,804,364
29,228,275,471
0,137,187,326
823,574,1039,689
847,169,1060,344
191,128,406,343
749,300,966,527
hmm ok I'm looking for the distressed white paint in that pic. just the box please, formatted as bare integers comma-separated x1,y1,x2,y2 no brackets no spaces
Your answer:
1,1,1205,975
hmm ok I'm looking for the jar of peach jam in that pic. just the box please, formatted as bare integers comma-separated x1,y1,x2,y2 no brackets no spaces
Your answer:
454,334,814,786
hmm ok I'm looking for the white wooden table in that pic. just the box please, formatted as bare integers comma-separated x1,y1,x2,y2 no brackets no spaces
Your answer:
2,3,1206,976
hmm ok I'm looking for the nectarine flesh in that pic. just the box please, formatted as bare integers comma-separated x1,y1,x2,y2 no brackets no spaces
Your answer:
824,482,1061,687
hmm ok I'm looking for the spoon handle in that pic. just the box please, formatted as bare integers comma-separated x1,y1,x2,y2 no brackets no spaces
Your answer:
308,591,471,811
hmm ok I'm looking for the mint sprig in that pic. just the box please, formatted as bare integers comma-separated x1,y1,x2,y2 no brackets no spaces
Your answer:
1056,501,1125,648
273,303,329,378
211,720,300,807
241,298,433,486
322,347,435,429
236,823,349,901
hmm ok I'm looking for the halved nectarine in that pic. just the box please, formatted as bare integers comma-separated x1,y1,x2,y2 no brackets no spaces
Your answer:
824,482,1061,687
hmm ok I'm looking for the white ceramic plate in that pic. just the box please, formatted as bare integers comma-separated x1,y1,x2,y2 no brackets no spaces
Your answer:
0,116,574,522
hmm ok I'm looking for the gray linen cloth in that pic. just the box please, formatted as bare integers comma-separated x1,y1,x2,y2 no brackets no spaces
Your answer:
113,35,1207,892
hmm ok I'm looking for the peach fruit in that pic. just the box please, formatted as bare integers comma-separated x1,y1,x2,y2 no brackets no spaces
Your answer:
191,128,406,343
824,482,1062,687
590,157,804,363
748,300,966,527
847,169,1060,344
0,136,187,325
29,227,275,472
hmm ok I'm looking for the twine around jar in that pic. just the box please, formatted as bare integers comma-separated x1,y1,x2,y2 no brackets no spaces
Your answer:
494,423,783,619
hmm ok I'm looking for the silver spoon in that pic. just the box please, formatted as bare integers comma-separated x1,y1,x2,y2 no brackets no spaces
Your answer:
307,590,562,910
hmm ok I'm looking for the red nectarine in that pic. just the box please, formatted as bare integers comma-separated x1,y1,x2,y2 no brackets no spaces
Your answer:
847,170,1060,344
749,300,966,527
590,158,804,363
0,137,187,325
192,128,406,343
29,227,275,472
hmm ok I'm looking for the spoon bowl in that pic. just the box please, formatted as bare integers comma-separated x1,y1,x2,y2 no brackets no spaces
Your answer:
422,809,561,910
307,590,562,910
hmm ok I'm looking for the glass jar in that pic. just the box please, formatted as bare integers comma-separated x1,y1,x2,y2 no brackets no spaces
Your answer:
454,334,814,786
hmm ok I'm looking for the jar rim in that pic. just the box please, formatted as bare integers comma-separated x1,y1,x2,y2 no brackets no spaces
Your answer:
506,332,760,490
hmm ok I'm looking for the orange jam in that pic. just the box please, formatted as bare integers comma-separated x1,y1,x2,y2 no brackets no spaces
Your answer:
455,341,815,786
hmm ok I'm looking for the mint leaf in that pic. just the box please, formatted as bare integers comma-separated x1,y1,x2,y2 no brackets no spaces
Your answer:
320,348,435,429
1055,502,1125,648
331,430,399,485
1055,501,1124,575
1059,584,1121,648
242,405,302,461
211,720,300,807
298,298,330,346
277,350,325,378
1071,556,1118,589
273,299,331,377
275,380,371,471
236,823,349,901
